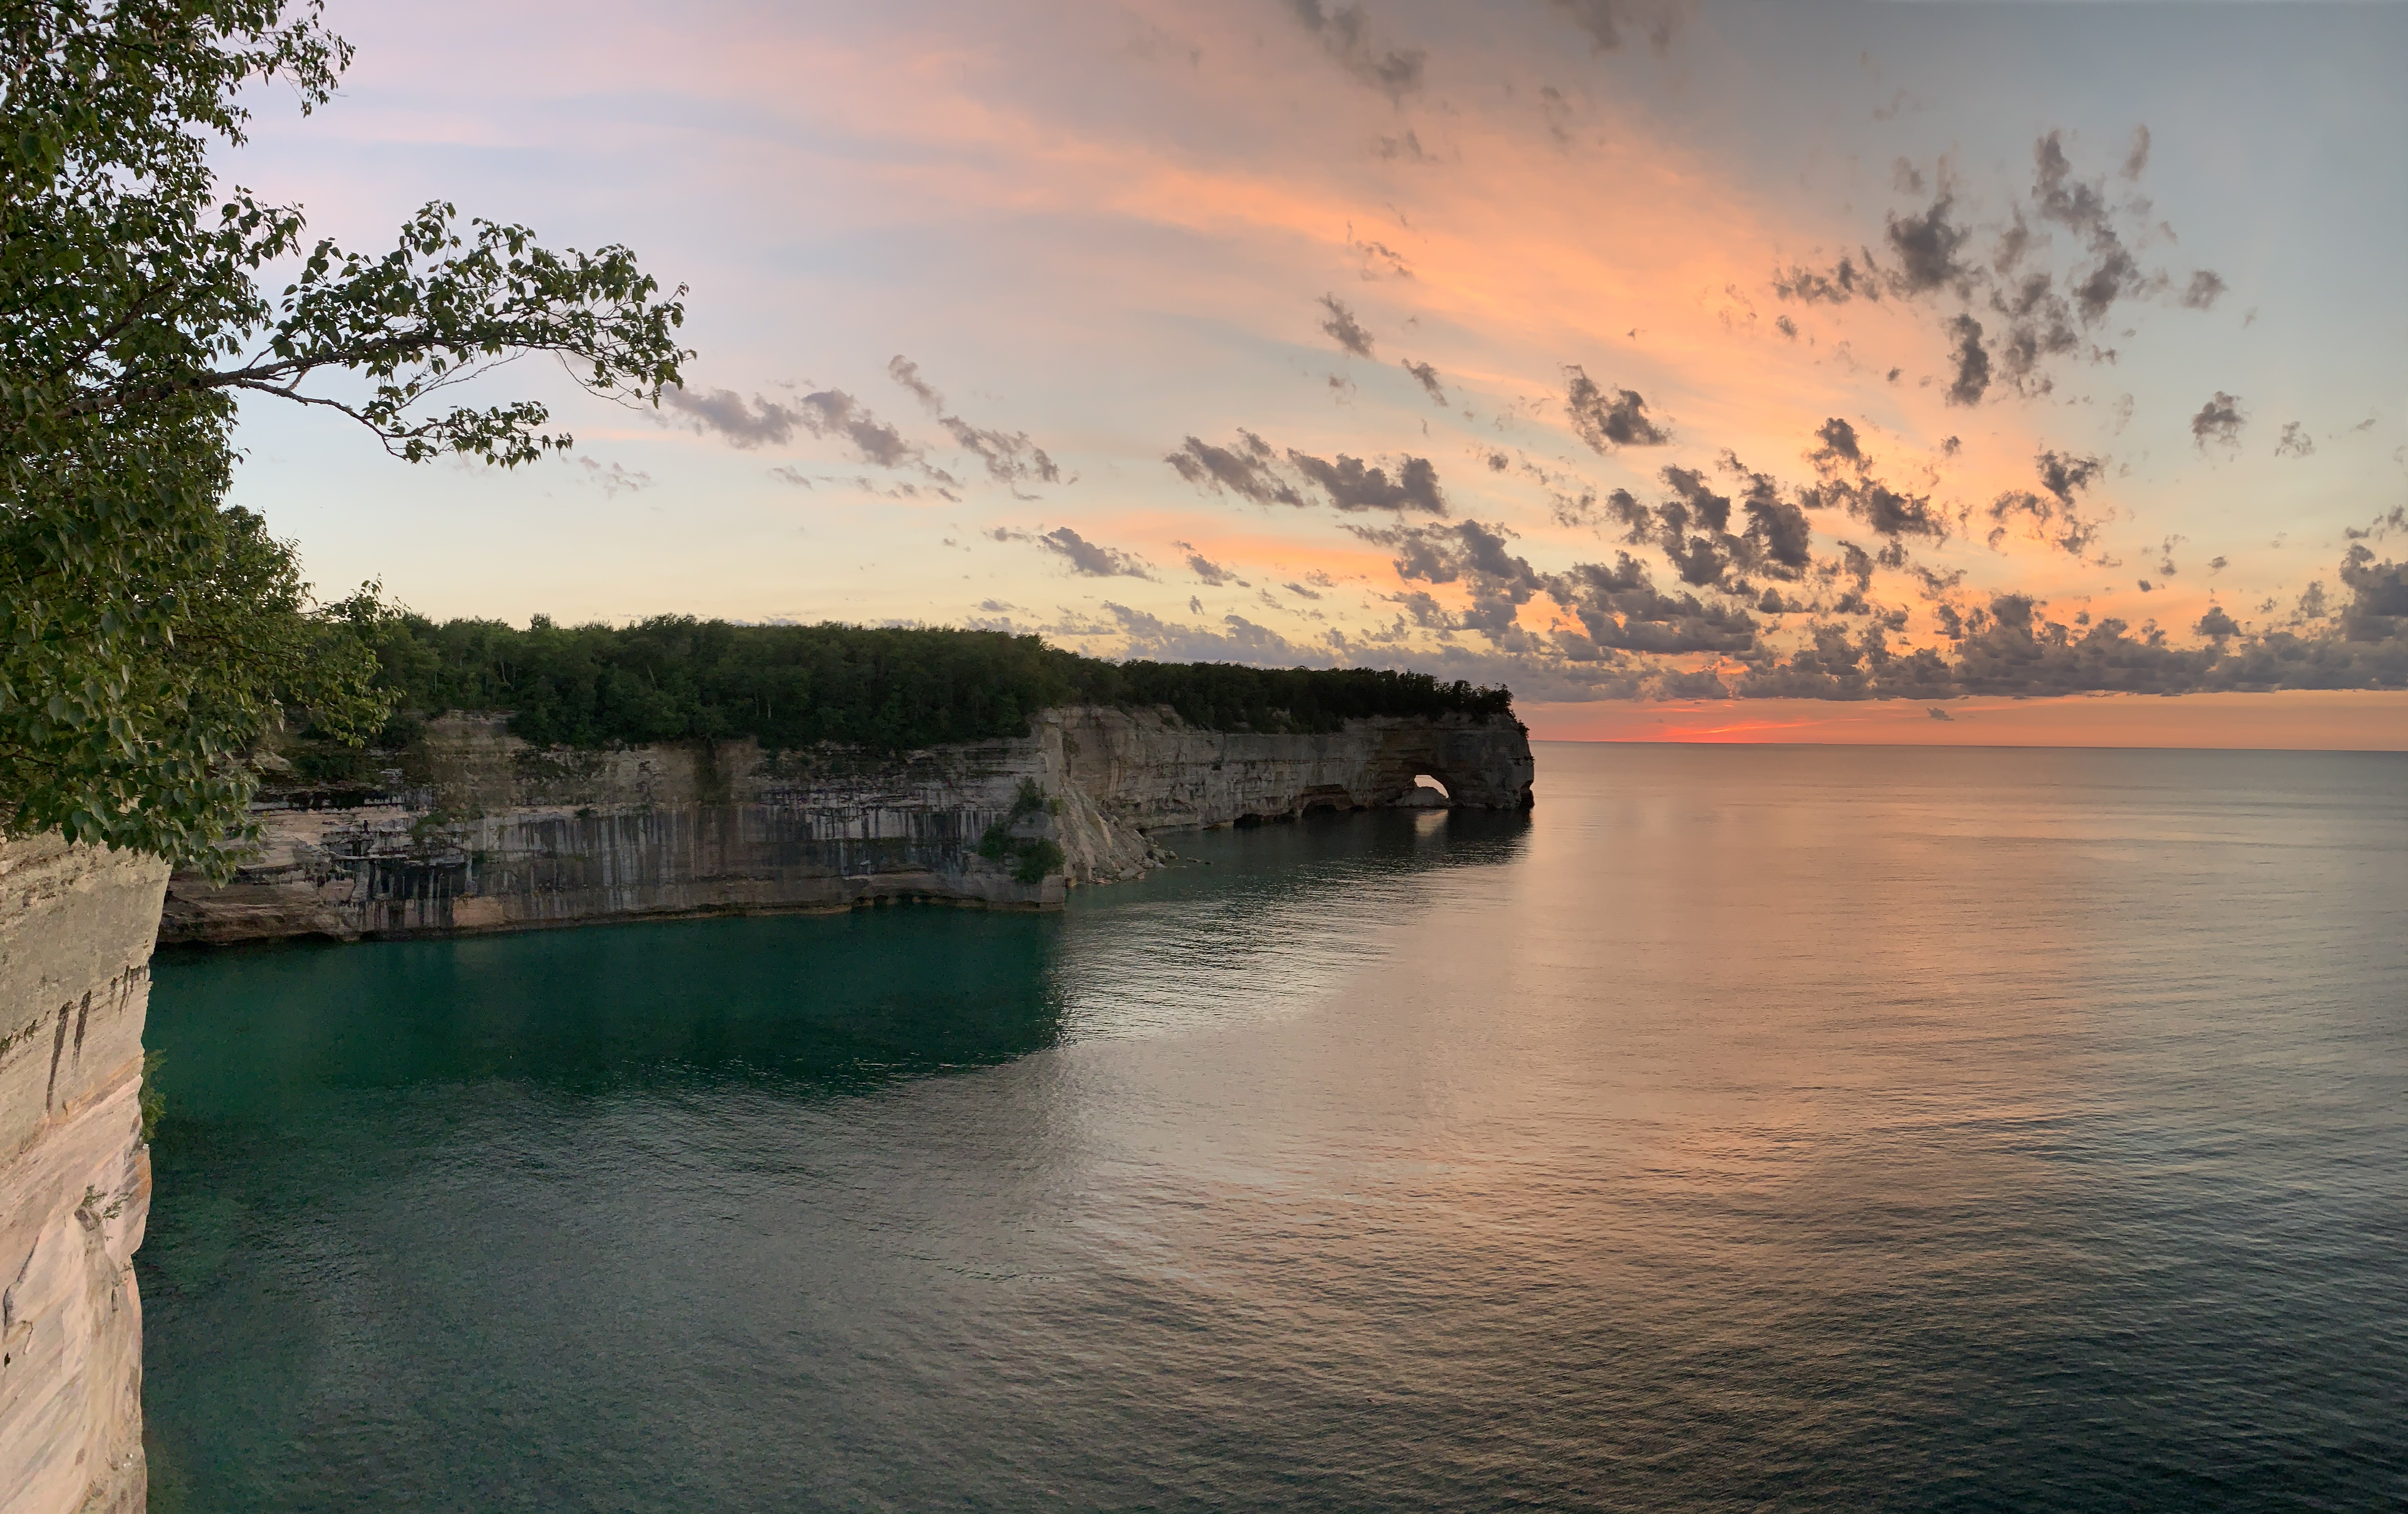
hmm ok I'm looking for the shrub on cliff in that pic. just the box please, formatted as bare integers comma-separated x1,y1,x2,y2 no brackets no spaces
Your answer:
0,2,686,868
355,615,1515,753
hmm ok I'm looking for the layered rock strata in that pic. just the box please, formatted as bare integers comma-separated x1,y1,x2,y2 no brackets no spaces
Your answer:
0,836,163,1514
0,704,1527,1511
161,705,1534,945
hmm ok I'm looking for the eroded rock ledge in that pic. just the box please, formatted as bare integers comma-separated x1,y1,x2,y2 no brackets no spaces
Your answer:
161,705,1535,946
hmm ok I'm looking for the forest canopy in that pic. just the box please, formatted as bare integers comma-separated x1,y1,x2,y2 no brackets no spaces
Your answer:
353,616,1518,753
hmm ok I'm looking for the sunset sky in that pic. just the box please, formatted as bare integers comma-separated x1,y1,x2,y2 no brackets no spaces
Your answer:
222,0,2408,745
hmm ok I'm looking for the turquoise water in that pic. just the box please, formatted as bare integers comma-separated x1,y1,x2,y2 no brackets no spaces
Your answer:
141,744,2408,1510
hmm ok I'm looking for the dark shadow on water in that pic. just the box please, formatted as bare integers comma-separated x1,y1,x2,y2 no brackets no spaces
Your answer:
139,806,1535,1305
150,907,1068,1107
146,806,1531,1112
137,806,1534,1513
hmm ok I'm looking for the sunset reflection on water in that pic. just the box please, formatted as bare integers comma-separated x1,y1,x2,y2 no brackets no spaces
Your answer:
144,745,2408,1511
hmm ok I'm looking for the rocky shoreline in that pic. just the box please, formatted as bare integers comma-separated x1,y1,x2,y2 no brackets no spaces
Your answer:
159,705,1535,947
0,701,1536,1511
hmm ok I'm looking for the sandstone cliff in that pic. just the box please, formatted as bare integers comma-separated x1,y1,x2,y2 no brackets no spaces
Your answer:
160,705,1534,945
0,703,1526,1512
0,836,162,1514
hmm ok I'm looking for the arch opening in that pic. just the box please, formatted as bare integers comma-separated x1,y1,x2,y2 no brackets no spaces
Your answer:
1399,773,1452,809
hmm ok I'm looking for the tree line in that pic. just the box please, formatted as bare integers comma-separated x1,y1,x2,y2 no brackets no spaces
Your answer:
349,615,1517,754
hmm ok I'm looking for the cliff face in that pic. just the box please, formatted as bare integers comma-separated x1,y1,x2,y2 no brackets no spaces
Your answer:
0,836,162,1514
0,704,1526,1511
161,706,1533,945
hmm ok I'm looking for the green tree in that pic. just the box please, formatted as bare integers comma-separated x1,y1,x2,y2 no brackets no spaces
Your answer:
0,0,688,868
326,614,1517,755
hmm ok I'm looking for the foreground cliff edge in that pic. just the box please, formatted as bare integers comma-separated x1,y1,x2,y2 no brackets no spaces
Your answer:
0,837,158,1514
160,705,1535,945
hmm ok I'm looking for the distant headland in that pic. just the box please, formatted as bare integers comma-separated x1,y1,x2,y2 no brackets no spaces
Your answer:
158,620,1537,945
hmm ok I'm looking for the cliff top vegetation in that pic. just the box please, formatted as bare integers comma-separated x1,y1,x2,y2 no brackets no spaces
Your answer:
349,615,1516,754
1,1,686,869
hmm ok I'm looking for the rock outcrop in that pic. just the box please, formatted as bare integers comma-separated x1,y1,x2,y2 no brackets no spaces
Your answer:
0,836,163,1514
160,705,1534,945
0,703,1527,1511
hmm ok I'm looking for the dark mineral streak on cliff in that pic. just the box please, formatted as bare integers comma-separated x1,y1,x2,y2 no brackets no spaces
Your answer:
160,707,1535,946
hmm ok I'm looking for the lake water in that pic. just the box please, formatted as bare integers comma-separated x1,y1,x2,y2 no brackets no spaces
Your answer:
140,743,2408,1511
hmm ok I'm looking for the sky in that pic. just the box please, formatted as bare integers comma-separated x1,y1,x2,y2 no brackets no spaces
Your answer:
221,0,2408,745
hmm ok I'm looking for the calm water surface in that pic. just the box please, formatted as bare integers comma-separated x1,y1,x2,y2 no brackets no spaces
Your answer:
142,744,2408,1511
